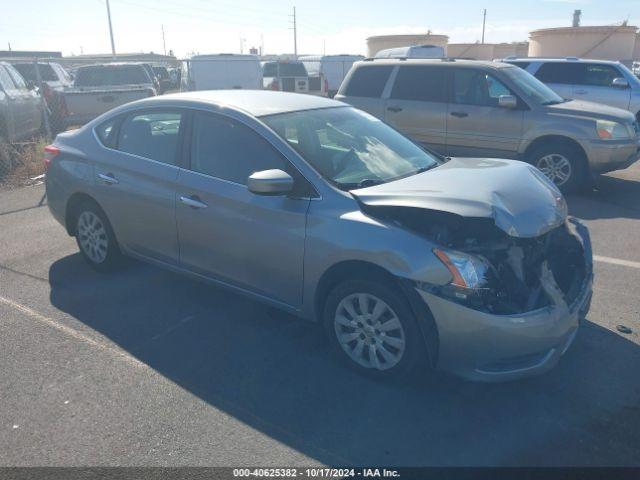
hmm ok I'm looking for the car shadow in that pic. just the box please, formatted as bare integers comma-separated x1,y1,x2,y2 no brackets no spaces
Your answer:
48,254,640,466
566,173,640,221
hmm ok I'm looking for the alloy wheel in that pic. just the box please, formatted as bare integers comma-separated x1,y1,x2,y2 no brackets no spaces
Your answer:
77,211,108,264
334,293,406,371
536,153,572,187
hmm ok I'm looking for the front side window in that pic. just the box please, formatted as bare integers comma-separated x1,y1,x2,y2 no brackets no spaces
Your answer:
117,111,183,165
452,69,513,107
343,65,393,98
581,64,622,87
190,112,286,184
263,107,439,189
390,66,447,103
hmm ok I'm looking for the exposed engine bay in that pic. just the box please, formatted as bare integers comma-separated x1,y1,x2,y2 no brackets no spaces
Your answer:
362,205,592,315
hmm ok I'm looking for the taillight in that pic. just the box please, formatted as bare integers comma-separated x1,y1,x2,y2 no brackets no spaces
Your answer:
43,145,60,170
269,79,279,91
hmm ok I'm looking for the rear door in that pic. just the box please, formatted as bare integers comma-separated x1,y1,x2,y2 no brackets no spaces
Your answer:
446,68,524,158
383,65,448,154
92,109,184,264
532,62,579,99
175,111,309,307
571,63,631,110
336,64,395,119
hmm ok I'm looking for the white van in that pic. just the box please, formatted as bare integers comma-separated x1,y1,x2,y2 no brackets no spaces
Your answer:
299,55,365,97
181,54,262,91
374,45,445,59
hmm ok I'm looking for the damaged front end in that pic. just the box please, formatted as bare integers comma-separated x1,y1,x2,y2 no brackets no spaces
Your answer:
364,205,593,316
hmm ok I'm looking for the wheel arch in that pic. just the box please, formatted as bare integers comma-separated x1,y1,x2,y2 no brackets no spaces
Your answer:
64,192,106,236
523,135,587,164
314,259,439,367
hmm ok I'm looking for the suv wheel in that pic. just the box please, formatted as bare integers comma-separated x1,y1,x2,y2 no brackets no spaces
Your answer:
74,201,121,271
527,143,587,193
323,278,427,379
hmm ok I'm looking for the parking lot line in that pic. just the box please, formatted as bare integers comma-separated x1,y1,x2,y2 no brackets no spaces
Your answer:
594,255,640,270
0,294,146,369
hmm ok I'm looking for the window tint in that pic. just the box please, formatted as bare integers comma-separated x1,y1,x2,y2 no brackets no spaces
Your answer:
75,65,151,87
390,66,447,102
581,64,622,87
0,66,15,91
344,65,393,98
534,63,581,84
12,63,58,82
452,69,513,107
190,112,286,184
117,111,183,165
95,118,119,148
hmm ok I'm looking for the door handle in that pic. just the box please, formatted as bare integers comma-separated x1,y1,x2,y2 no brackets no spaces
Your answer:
450,111,469,118
387,106,403,113
574,89,588,95
97,173,118,185
179,195,208,209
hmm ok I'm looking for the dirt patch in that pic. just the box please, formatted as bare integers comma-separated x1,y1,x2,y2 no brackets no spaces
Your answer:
0,138,48,190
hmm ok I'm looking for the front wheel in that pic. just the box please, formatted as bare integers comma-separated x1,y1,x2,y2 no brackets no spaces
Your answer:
74,201,122,271
527,143,588,193
323,279,428,379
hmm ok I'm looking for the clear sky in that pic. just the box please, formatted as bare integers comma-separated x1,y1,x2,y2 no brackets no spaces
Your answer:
1,0,638,58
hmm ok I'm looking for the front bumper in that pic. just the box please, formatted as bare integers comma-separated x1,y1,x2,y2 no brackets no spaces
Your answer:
418,219,593,382
587,137,640,174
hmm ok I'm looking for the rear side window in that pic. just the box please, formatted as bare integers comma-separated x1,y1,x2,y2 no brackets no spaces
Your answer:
95,118,119,148
534,63,581,84
344,65,393,98
190,112,286,184
117,111,183,165
390,66,447,102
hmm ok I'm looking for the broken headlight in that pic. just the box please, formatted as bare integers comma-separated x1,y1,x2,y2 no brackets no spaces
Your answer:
433,248,490,289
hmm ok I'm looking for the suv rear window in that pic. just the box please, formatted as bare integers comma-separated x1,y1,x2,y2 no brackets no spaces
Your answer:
390,66,447,102
344,65,393,98
75,65,150,87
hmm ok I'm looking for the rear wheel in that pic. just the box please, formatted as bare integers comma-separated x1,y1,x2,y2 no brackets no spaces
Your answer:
527,143,588,193
323,278,428,379
73,201,121,271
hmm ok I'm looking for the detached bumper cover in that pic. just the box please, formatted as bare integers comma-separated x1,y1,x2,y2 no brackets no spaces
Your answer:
419,219,593,382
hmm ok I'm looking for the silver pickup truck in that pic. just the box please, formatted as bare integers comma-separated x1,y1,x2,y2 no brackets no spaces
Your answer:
60,63,156,128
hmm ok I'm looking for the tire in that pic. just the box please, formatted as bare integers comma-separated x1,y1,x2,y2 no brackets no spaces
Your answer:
527,142,588,193
323,278,428,380
72,200,122,272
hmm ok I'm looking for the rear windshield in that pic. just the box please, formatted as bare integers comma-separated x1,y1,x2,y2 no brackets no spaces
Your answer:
75,65,151,87
12,63,58,82
263,62,307,77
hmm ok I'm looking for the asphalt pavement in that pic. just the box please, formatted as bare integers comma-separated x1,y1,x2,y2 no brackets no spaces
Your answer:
0,164,638,467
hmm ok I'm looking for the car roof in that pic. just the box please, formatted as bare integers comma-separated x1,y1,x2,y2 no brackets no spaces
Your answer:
134,90,347,117
503,57,622,65
356,58,511,69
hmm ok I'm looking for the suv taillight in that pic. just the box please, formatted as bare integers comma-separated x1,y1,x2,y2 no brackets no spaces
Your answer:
43,145,60,170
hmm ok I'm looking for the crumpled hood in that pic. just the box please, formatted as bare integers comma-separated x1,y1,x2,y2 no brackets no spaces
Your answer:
351,157,568,238
546,99,635,123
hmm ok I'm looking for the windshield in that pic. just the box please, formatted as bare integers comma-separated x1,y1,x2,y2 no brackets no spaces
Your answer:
501,66,565,105
263,107,440,189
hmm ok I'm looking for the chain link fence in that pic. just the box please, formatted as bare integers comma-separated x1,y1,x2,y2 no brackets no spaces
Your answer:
0,58,65,187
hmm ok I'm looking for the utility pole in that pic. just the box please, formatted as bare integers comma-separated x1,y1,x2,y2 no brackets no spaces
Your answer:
7,42,11,51
481,9,486,44
292,6,298,57
161,25,167,56
106,0,116,59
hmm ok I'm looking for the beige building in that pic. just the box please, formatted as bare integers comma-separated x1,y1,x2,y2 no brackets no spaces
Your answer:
366,34,449,57
447,43,494,60
529,25,638,63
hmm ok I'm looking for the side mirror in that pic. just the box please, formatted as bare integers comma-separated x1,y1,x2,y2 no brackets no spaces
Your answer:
612,77,629,88
247,169,294,195
498,94,517,109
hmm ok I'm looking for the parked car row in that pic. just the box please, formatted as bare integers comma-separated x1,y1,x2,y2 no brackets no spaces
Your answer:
337,57,640,191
